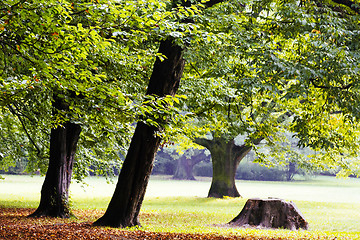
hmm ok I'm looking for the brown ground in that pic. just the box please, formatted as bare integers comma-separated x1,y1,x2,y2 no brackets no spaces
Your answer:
0,208,251,240
0,208,340,240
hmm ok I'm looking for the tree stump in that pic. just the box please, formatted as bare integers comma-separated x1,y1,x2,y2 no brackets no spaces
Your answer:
229,198,309,230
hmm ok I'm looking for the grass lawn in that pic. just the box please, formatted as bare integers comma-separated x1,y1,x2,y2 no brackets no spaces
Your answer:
0,174,359,239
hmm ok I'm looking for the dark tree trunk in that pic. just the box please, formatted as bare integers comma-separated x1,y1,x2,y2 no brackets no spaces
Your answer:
195,136,262,198
29,98,81,218
229,198,309,230
207,140,248,198
93,38,185,228
93,122,162,227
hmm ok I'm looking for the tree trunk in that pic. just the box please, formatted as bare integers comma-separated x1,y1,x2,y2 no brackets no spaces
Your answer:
29,120,81,218
195,136,261,198
173,155,196,180
93,122,161,227
209,138,251,198
229,198,309,230
93,38,185,228
287,161,296,181
172,149,207,180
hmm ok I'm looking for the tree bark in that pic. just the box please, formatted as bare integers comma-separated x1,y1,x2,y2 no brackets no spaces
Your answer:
229,198,309,230
93,38,185,228
29,98,81,218
195,136,262,198
209,138,249,198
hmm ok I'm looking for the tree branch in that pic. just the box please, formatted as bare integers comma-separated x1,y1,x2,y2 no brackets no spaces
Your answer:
310,78,353,90
203,0,228,8
331,0,360,13
194,137,213,149
7,104,42,157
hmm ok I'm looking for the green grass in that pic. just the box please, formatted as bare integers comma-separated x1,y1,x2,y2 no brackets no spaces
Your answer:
1,174,360,239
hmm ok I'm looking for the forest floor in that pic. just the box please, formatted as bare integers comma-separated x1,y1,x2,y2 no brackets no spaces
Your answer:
0,208,353,240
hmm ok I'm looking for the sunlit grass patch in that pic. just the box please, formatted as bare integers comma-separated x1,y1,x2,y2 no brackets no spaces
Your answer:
296,201,360,232
1,174,360,239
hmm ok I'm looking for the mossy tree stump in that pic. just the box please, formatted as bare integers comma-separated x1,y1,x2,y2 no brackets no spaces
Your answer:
229,198,309,230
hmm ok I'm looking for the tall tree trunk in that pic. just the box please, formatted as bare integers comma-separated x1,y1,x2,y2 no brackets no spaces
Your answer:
195,136,261,198
29,98,81,218
93,38,185,228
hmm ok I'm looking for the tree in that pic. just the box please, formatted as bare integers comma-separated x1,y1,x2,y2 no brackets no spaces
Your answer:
93,0,229,228
1,1,92,217
172,148,209,180
177,0,360,198
29,97,82,218
93,38,185,227
194,136,261,198
152,146,209,179
1,0,163,217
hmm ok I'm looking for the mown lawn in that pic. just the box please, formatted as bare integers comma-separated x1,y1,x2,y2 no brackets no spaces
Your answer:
0,174,359,239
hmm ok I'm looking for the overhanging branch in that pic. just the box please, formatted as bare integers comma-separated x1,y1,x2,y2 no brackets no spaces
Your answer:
194,137,213,149
331,0,360,13
7,104,42,157
203,0,227,8
310,78,353,90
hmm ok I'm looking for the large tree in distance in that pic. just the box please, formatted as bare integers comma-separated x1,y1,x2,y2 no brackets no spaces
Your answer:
177,1,288,198
172,148,209,180
178,0,360,197
194,136,262,198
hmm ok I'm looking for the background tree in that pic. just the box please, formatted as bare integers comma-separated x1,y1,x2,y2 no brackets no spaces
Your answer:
152,147,210,180
172,148,209,180
176,0,360,197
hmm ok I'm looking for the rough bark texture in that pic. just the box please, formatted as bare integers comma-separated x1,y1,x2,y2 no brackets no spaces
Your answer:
195,137,252,198
93,38,185,228
195,136,263,198
229,198,309,230
93,122,162,227
29,97,81,218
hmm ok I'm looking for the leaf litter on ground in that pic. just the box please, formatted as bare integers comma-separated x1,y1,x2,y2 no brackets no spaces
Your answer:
0,208,355,240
